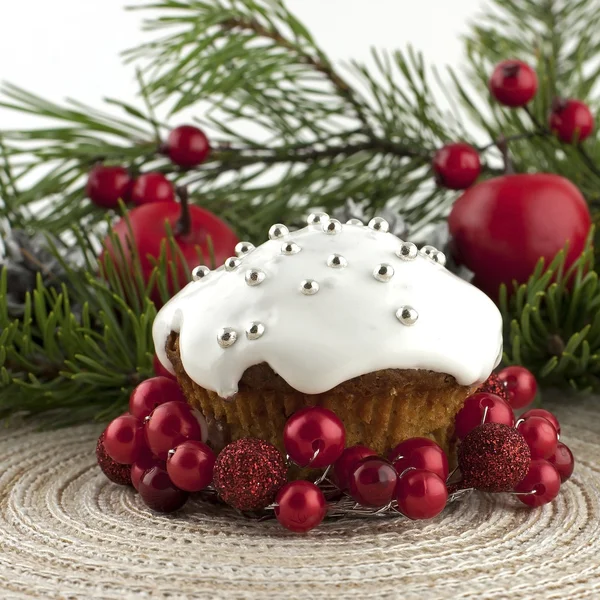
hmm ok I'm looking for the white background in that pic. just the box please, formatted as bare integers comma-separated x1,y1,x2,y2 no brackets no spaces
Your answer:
0,0,484,129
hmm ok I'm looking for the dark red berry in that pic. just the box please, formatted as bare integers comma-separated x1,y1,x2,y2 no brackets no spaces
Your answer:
333,445,376,490
547,442,575,483
348,457,398,508
432,143,481,190
103,414,145,465
130,172,175,206
138,465,188,513
549,99,595,143
489,60,538,107
166,125,211,168
86,165,131,209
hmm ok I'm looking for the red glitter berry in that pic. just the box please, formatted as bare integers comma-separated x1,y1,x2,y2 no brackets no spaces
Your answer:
96,431,132,486
213,438,288,511
476,373,510,403
458,423,531,492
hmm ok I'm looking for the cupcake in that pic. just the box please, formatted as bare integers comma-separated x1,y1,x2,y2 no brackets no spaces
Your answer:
153,214,503,458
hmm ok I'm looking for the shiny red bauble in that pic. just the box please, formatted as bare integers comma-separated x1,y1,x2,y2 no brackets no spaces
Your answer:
432,143,481,190
86,165,131,209
514,459,561,507
517,416,558,459
497,366,538,409
104,201,239,297
130,172,176,205
103,414,145,465
138,465,189,513
489,60,538,107
166,125,211,169
549,99,595,143
144,401,208,460
389,438,449,481
129,376,186,420
333,445,377,490
548,442,575,483
131,452,163,492
348,457,398,508
449,173,591,298
283,407,346,468
96,431,132,486
454,393,515,440
153,354,177,381
396,469,448,520
167,440,216,492
275,481,327,533
521,408,560,435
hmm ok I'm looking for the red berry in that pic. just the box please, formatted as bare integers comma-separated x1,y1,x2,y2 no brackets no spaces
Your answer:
476,373,510,403
138,465,188,513
454,393,515,440
166,125,211,168
86,165,131,209
275,481,327,533
514,459,561,507
432,143,481,190
333,445,377,490
145,401,208,460
489,60,538,107
396,469,448,520
283,407,346,468
103,414,145,465
129,376,186,420
349,457,398,508
389,438,449,481
130,172,175,206
448,173,591,299
131,452,163,492
549,99,595,143
547,442,575,483
497,366,537,409
153,354,177,380
96,431,132,486
167,440,216,492
521,408,560,435
517,416,558,459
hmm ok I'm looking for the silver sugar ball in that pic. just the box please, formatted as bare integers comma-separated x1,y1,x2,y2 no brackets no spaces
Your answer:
269,224,289,240
346,218,363,226
245,269,266,286
368,217,390,233
281,241,301,255
396,242,418,261
224,257,241,271
245,321,265,340
322,219,342,235
235,241,255,257
373,263,395,282
217,327,238,348
327,253,348,269
430,250,447,267
396,306,419,326
420,245,438,257
192,265,211,281
307,212,329,226
300,279,319,295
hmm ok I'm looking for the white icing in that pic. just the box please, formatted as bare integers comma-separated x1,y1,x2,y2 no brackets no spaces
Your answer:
153,219,503,398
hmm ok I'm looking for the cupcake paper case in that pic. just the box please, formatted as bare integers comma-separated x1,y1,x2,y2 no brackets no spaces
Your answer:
153,214,503,458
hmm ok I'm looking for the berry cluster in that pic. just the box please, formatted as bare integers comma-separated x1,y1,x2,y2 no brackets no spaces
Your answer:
432,59,595,190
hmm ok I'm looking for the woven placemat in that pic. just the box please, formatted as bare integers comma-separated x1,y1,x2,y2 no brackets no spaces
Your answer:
0,396,599,599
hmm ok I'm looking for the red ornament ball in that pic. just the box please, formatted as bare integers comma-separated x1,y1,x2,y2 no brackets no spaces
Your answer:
514,459,561,507
517,416,558,460
476,373,510,403
498,366,538,409
521,408,560,435
396,469,448,520
129,376,186,420
275,480,327,533
348,457,398,508
166,125,211,169
103,413,146,465
455,393,515,440
448,173,591,299
549,99,595,143
213,438,288,511
432,143,481,190
153,354,177,381
96,431,132,486
333,445,376,490
130,172,175,206
283,407,346,468
86,165,131,209
489,60,538,107
548,442,575,483
389,437,449,481
131,452,163,492
167,440,216,492
458,423,530,492
138,465,189,513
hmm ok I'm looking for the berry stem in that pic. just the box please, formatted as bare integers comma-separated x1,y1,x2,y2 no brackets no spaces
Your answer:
175,186,192,237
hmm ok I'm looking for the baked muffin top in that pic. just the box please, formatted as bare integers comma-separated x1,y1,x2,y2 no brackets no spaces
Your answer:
153,214,503,399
